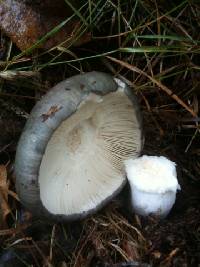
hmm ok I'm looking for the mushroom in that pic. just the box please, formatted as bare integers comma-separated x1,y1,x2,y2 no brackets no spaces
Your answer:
125,155,181,218
15,71,143,220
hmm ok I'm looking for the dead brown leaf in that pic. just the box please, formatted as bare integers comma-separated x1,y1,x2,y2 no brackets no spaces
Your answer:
0,164,11,227
122,240,140,261
152,250,161,259
0,0,91,51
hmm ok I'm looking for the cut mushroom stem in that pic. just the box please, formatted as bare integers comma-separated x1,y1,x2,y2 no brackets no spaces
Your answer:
125,155,181,218
15,71,143,221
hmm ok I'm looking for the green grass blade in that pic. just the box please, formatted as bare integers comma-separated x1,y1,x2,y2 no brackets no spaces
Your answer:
64,0,89,27
126,34,196,43
119,46,187,53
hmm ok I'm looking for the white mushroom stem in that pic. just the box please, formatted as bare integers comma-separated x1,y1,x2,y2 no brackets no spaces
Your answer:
125,155,180,218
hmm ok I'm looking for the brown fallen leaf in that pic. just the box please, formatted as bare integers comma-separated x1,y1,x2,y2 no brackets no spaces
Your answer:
92,235,107,257
122,240,140,261
0,0,91,51
0,164,11,227
152,250,161,259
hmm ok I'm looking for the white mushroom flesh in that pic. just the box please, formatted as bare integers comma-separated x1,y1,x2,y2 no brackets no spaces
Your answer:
39,89,141,215
125,155,181,218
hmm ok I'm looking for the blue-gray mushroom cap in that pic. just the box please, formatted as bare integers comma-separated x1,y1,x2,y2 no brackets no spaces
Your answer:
15,71,143,221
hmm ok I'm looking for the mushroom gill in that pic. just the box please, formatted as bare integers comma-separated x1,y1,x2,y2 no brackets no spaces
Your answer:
39,89,142,215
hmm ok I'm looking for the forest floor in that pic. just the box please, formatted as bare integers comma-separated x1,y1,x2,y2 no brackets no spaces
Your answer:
0,1,199,266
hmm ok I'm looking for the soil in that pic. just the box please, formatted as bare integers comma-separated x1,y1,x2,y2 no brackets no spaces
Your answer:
0,1,199,266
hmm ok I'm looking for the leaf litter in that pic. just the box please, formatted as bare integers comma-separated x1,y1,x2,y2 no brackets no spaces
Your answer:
0,1,199,266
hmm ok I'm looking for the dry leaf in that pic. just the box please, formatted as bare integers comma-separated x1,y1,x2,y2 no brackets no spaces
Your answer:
0,0,91,51
93,236,107,257
0,165,11,227
152,250,161,259
122,240,140,261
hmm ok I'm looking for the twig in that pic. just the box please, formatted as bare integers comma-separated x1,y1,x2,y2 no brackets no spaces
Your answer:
107,56,197,118
0,223,31,236
160,248,180,266
49,224,56,262
112,261,151,267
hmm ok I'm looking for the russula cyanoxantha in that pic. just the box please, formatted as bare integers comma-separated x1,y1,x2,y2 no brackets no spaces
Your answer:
125,155,181,218
15,71,143,220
